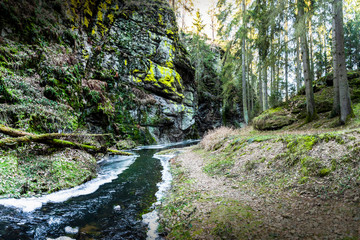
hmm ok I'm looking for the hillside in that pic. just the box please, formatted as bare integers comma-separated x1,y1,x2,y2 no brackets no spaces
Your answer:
253,71,360,131
159,126,360,239
158,71,360,239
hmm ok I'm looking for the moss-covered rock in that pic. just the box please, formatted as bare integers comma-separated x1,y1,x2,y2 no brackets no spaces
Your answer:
253,107,295,130
0,0,198,144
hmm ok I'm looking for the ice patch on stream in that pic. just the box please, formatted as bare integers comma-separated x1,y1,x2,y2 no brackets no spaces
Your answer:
142,154,174,240
0,155,137,212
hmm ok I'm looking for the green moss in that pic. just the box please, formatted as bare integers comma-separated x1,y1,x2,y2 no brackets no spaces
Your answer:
299,176,309,184
352,103,360,125
244,160,258,171
51,158,93,189
253,106,295,131
286,135,318,152
88,90,101,104
0,154,20,197
314,88,333,113
134,60,184,100
158,13,164,25
115,139,137,150
273,135,320,167
263,107,283,115
0,148,96,198
209,200,260,239
97,100,114,116
204,157,234,175
300,156,323,177
319,133,345,144
318,168,331,177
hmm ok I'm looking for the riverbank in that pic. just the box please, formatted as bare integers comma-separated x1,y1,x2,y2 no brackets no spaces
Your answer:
158,127,360,239
0,145,98,198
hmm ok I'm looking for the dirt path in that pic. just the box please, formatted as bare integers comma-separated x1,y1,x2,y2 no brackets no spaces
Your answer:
162,147,360,239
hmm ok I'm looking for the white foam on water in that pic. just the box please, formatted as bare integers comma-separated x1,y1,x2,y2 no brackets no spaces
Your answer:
135,140,199,150
0,155,137,212
142,154,175,240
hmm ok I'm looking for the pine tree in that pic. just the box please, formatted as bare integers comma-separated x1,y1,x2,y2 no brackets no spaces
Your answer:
297,0,316,121
332,0,353,124
242,0,249,124
193,9,206,35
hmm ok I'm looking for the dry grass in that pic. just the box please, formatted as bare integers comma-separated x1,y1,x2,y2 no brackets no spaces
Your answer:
200,123,353,152
200,126,240,151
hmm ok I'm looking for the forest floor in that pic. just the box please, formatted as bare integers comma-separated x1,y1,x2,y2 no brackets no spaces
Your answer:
158,126,360,239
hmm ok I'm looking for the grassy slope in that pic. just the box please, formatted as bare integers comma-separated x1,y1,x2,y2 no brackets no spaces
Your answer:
159,123,360,238
0,146,97,198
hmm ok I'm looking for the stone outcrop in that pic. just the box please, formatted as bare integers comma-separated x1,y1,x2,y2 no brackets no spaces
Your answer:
0,0,198,144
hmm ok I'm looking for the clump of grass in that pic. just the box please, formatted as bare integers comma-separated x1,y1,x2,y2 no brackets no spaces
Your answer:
209,199,261,239
204,157,235,175
200,127,240,151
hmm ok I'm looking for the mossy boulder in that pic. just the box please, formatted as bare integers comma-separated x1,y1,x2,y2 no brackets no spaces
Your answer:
253,107,295,130
314,87,334,113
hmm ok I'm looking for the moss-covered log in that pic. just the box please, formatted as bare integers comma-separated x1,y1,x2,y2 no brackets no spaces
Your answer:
0,124,110,138
0,124,132,156
0,124,32,137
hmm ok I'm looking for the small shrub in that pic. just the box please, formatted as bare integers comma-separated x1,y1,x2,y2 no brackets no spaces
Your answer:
200,127,239,151
299,176,309,184
244,160,258,172
204,157,234,175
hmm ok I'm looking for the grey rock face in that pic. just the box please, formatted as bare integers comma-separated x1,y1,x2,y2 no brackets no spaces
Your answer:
79,0,198,143
0,0,199,144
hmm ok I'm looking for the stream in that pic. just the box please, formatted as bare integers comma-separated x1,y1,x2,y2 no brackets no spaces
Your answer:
0,140,198,240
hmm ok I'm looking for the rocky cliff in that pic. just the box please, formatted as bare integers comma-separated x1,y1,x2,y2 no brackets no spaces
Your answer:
0,0,198,145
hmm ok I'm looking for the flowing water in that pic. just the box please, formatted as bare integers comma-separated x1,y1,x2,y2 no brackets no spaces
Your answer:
0,140,198,240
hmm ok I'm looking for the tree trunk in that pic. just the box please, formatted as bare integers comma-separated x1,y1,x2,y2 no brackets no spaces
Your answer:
331,9,341,118
285,18,289,102
270,36,275,106
258,59,263,112
250,62,254,117
319,32,323,77
309,19,315,83
332,0,353,124
298,0,316,121
247,48,252,117
242,0,249,124
296,37,302,92
271,59,275,105
263,64,268,110
323,0,328,74
276,58,280,99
